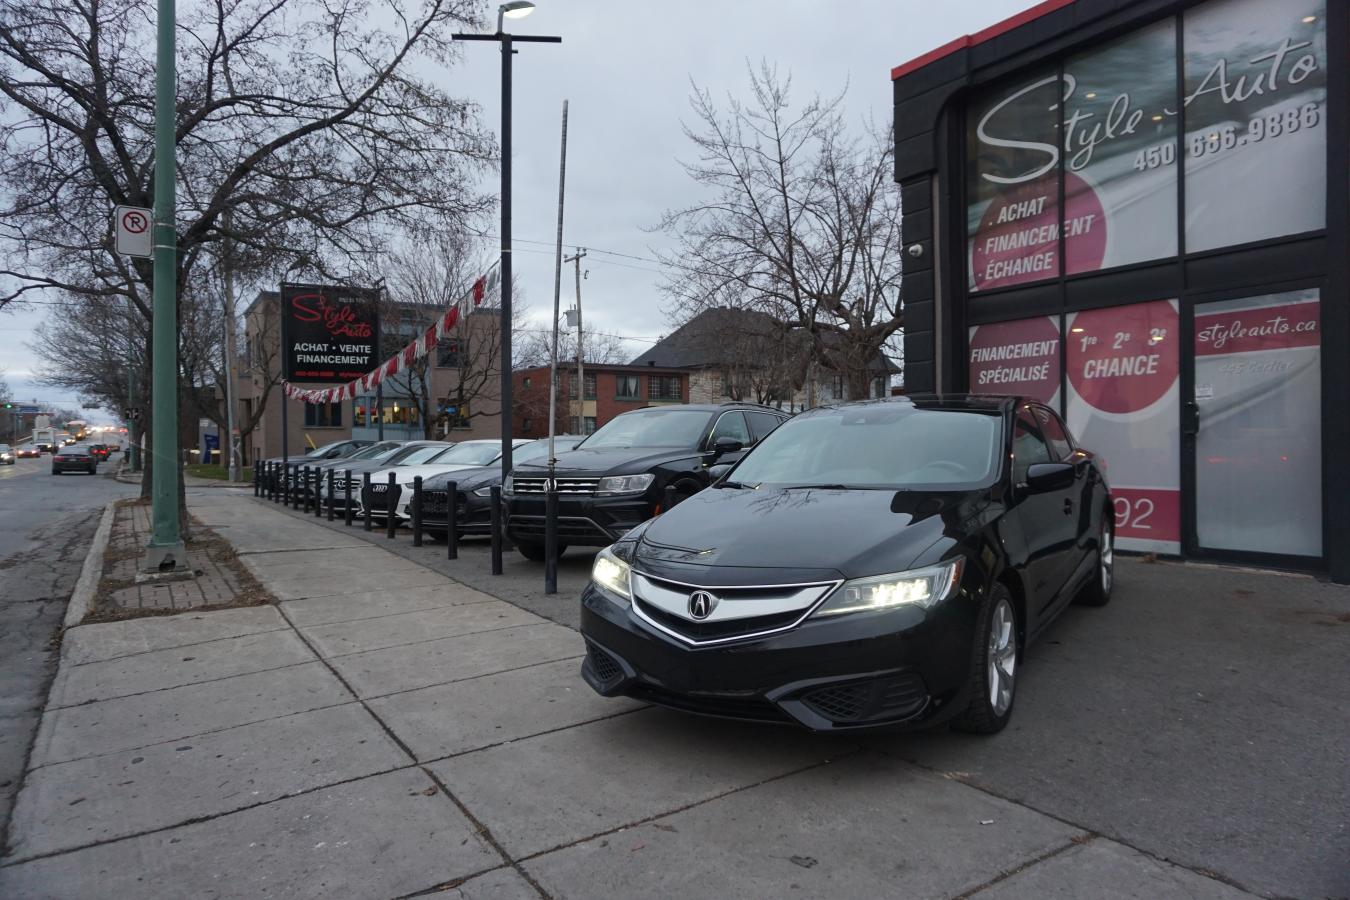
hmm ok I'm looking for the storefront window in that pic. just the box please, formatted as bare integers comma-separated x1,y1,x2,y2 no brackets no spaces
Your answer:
303,401,342,428
1065,299,1180,554
967,316,1062,405
1062,18,1178,273
1193,289,1321,557
966,67,1062,292
1183,0,1326,252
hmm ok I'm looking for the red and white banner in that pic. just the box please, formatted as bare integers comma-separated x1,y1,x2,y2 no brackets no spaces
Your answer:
282,266,499,405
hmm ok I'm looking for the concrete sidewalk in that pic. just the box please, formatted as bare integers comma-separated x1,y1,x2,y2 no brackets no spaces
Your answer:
0,491,1318,898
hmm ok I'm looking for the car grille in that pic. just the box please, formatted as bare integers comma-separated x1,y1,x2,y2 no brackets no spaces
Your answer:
512,477,600,495
799,673,928,725
364,483,402,511
584,644,624,684
629,571,839,646
509,515,612,542
628,683,791,723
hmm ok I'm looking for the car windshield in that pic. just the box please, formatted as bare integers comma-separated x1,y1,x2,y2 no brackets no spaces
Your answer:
350,443,401,461
433,442,500,466
516,438,581,463
579,410,709,450
304,440,347,459
728,405,1001,489
398,445,451,465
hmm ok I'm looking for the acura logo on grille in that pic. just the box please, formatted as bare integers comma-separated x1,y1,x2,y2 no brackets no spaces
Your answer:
688,590,719,620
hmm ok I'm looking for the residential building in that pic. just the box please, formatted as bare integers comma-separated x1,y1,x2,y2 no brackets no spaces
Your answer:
512,363,689,438
630,308,900,408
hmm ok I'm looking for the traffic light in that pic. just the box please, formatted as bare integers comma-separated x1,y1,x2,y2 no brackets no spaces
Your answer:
2,403,12,409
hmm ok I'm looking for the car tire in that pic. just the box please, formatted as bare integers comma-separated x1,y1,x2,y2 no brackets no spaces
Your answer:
950,582,1018,735
515,540,567,562
1075,512,1113,607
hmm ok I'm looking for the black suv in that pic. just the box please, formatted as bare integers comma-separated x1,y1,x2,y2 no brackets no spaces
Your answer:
504,403,789,560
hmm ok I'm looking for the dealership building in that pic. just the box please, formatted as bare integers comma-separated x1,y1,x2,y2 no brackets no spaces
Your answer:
891,0,1346,582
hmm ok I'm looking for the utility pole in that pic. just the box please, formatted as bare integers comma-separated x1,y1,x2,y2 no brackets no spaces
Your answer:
564,248,586,432
222,211,239,481
143,0,185,572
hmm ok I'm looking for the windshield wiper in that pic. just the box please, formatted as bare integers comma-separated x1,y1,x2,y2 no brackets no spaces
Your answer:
716,480,754,490
780,483,852,491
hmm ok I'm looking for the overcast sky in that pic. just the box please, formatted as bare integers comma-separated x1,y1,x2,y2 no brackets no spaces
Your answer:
0,0,1033,421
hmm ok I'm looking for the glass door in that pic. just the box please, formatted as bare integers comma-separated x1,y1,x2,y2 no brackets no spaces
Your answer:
1189,289,1322,558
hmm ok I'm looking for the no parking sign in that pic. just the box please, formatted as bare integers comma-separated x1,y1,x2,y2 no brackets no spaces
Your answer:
114,205,153,258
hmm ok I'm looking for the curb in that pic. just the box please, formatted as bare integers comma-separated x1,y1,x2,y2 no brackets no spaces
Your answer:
64,501,117,630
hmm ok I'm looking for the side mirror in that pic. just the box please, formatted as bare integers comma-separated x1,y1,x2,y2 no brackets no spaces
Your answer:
708,436,743,459
1024,462,1075,493
708,463,732,483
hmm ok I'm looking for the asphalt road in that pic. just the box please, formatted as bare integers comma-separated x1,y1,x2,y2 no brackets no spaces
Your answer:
0,455,137,845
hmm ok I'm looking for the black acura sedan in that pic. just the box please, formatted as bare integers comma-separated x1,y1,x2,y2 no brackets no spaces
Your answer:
579,395,1113,734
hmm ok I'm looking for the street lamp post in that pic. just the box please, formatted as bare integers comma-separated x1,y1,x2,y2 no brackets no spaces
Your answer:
453,1,560,479
143,0,185,572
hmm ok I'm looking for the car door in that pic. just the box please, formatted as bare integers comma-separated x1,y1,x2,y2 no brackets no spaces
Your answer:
1010,406,1077,622
1030,404,1094,607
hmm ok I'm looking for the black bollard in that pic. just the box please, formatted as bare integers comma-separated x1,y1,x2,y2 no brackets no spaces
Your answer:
411,476,423,547
253,464,259,497
544,486,559,595
299,466,309,511
326,468,335,521
385,471,397,539
663,483,676,513
489,486,503,575
315,468,325,519
281,463,289,506
362,472,373,531
343,469,354,527
446,481,459,561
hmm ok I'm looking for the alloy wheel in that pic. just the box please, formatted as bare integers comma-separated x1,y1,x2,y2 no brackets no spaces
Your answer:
987,597,1017,716
1100,518,1114,593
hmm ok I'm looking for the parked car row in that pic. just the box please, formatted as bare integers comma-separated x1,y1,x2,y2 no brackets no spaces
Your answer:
256,394,1115,739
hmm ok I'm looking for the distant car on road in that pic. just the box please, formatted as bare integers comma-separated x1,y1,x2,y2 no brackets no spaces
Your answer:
0,444,13,465
578,395,1113,735
88,443,111,461
16,446,40,459
51,443,99,475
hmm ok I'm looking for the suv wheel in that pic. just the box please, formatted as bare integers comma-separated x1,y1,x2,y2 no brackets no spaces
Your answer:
1075,512,1113,607
515,540,567,562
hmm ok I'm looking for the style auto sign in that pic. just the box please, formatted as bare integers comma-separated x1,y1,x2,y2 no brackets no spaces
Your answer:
280,284,380,383
969,9,1323,291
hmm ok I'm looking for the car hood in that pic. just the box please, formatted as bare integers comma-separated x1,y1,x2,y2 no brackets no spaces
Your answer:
426,465,501,491
378,463,485,483
513,446,696,477
634,485,988,582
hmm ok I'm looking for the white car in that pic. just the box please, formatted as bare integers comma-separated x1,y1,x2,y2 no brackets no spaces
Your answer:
0,443,14,465
366,439,531,521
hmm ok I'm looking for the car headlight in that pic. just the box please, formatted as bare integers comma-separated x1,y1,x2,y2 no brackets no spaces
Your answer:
590,546,632,603
473,485,494,497
812,559,964,618
595,473,654,496
501,475,513,496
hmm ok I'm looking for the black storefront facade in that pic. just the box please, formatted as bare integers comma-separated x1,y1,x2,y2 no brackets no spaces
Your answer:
892,0,1348,583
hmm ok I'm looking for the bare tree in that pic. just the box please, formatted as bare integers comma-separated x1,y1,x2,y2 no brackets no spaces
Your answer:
2,0,495,498
514,327,633,369
655,63,903,399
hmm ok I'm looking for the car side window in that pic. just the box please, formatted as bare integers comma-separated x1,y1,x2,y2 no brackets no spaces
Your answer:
708,411,752,447
1032,406,1074,461
745,411,786,443
1012,409,1052,485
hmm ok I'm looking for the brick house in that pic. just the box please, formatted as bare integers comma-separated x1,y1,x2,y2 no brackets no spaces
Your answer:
512,363,689,438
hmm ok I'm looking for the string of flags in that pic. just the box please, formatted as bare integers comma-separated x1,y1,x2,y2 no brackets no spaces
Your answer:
282,265,499,405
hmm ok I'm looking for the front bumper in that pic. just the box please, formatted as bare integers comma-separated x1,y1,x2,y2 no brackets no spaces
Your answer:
578,581,979,732
506,493,653,547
